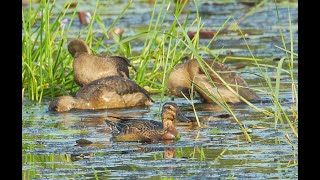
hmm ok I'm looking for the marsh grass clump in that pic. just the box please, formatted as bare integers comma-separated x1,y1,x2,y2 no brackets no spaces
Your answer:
22,0,131,101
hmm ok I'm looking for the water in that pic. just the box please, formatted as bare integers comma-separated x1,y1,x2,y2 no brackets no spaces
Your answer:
22,0,298,179
23,96,297,179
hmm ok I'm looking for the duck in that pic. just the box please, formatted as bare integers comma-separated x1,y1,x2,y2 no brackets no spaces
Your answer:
67,39,136,86
104,102,191,142
167,58,260,103
49,76,153,112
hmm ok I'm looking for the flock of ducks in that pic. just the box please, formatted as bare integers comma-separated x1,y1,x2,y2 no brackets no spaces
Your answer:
49,39,260,142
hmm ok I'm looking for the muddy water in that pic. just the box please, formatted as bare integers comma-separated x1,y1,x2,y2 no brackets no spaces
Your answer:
22,0,298,179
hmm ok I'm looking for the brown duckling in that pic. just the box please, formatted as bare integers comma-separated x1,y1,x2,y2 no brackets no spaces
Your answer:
49,76,153,112
68,39,136,86
104,102,191,142
167,58,260,103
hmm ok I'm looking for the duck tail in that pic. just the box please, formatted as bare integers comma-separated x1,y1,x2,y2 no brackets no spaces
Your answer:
146,97,155,105
104,119,121,135
112,55,137,72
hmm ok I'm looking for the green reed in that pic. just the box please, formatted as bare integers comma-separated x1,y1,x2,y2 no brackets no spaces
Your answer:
22,0,132,101
271,3,298,139
23,0,78,102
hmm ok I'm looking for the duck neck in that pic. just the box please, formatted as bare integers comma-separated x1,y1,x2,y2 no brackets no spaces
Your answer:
187,59,200,80
74,51,89,58
162,114,178,136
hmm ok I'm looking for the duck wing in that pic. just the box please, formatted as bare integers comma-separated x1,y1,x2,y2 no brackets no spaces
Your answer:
192,74,242,103
118,119,163,132
108,55,137,72
76,76,154,102
199,60,260,101
98,55,136,78
105,119,164,139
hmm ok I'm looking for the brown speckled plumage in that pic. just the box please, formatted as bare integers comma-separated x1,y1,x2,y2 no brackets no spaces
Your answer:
105,102,191,142
49,76,153,112
167,58,260,103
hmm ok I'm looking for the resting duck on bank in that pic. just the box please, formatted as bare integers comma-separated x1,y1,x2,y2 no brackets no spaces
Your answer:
49,76,153,112
167,58,260,103
68,39,136,86
104,102,191,142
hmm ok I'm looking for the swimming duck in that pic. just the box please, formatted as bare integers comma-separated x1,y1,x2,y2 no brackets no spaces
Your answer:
104,102,191,142
49,76,153,112
167,58,260,103
68,39,136,86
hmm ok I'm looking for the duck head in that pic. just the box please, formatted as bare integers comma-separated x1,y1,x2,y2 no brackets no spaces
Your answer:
49,96,76,112
161,102,191,124
68,39,91,58
161,102,190,139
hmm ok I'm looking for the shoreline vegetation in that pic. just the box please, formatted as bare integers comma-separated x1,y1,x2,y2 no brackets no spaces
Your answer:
22,0,298,143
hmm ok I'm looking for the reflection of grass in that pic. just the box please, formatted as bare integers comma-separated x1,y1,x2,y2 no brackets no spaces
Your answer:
22,153,114,179
22,0,297,145
176,146,207,161
22,153,73,179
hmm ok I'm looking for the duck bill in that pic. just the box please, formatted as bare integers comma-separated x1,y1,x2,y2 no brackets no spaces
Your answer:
176,112,191,122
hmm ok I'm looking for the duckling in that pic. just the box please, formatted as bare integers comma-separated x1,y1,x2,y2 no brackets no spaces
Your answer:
49,76,153,112
68,39,136,86
167,58,260,103
104,102,191,142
